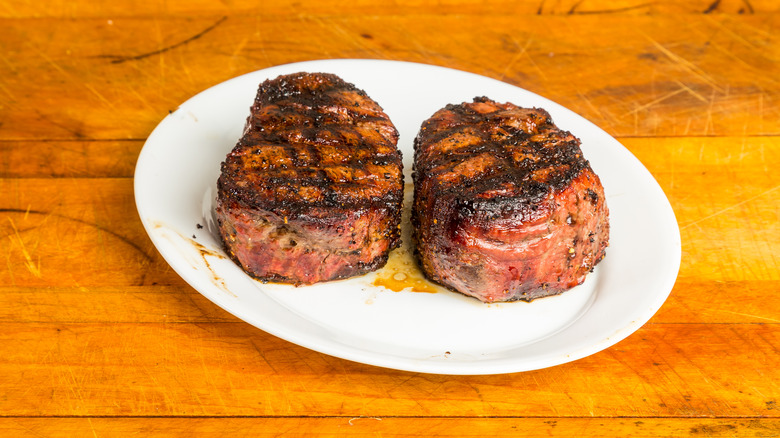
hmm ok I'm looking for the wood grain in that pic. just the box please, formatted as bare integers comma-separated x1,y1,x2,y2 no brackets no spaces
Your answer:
1,418,779,437
1,1,778,435
0,140,140,178
0,280,777,325
0,178,174,287
0,14,777,140
0,322,776,417
2,0,778,18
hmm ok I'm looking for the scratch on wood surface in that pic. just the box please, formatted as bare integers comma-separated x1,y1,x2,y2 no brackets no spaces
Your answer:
0,50,19,74
199,349,228,412
681,185,780,230
758,90,764,134
4,238,16,285
103,16,228,64
190,390,207,415
705,43,778,87
66,364,86,411
641,33,724,93
28,44,116,111
303,15,336,58
624,88,687,116
86,417,98,438
348,417,382,426
6,218,41,278
252,15,272,65
1,208,153,262
575,92,607,121
715,310,780,323
82,82,116,111
347,25,386,59
682,118,692,136
0,81,17,102
657,353,708,415
673,80,708,103
703,14,764,53
321,18,364,52
704,88,717,136
229,36,249,65
179,61,196,93
249,340,279,374
501,34,548,81
127,86,155,112
153,18,166,83
497,36,533,81
150,370,178,414
738,7,774,37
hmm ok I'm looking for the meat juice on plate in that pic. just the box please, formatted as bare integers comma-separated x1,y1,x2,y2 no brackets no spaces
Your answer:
372,183,439,294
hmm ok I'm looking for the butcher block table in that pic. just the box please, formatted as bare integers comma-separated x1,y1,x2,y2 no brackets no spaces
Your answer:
1,0,778,436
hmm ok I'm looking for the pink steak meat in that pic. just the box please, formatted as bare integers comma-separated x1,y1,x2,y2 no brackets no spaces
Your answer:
216,72,403,285
412,97,609,302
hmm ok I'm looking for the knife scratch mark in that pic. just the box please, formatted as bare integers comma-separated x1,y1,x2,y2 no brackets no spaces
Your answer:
28,45,116,110
624,88,687,116
254,16,272,65
640,33,724,93
87,416,98,438
348,417,382,426
500,35,547,81
303,15,336,58
680,185,780,230
83,82,117,110
6,218,41,278
575,91,607,121
127,86,156,112
0,208,154,262
498,36,530,81
230,36,249,63
102,16,228,64
250,340,279,373
716,310,779,323
702,14,763,52
674,80,708,103
0,81,17,102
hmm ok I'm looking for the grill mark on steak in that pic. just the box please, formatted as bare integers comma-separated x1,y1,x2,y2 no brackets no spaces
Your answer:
216,72,403,284
412,97,609,303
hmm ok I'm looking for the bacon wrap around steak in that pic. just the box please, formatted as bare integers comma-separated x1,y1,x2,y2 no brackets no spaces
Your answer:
412,97,609,302
216,72,403,284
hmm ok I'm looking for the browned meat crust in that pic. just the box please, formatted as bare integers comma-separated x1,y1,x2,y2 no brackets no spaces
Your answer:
412,97,609,302
216,72,403,284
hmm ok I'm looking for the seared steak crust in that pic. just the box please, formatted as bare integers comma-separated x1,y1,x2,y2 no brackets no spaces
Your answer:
412,97,609,302
216,72,403,284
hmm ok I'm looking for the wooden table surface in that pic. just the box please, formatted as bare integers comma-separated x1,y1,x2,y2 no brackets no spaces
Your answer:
1,0,778,436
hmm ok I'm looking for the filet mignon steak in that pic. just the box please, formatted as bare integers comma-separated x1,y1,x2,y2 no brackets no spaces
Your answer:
412,97,609,302
216,72,403,285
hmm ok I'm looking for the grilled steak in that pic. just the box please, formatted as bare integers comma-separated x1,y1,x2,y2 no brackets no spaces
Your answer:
412,97,609,302
216,72,403,284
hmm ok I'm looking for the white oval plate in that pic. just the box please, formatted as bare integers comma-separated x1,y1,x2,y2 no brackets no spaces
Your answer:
134,59,681,375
